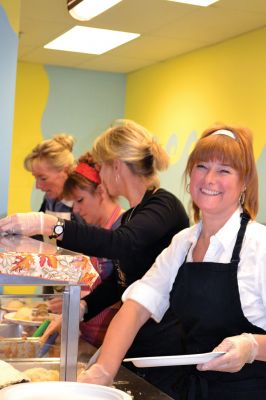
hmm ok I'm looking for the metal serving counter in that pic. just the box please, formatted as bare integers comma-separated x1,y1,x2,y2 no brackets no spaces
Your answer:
78,340,174,400
0,234,98,381
115,366,174,400
0,235,174,399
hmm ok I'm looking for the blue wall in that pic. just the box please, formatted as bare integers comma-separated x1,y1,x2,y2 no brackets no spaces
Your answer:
0,5,18,216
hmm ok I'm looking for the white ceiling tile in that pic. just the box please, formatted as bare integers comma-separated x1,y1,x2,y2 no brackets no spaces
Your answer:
18,0,266,73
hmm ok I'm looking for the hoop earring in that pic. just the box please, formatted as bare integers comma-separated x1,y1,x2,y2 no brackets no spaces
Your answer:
186,183,190,194
239,191,245,206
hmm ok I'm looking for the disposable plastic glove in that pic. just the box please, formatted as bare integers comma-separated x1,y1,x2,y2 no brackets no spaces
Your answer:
0,212,57,237
47,298,87,319
197,333,258,373
77,363,113,386
40,315,62,344
42,299,87,344
47,298,64,314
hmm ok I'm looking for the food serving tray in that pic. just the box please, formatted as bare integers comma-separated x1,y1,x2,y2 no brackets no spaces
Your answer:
0,338,60,359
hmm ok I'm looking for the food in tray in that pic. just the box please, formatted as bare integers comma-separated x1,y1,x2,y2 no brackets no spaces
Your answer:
12,303,49,322
13,307,33,321
23,367,59,382
5,299,25,310
0,360,29,388
0,337,60,359
1,299,25,311
31,303,49,321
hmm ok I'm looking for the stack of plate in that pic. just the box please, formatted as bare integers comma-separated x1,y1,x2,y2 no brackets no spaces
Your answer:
0,382,132,400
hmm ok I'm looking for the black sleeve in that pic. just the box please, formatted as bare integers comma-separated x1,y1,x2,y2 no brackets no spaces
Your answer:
61,190,188,260
82,270,123,320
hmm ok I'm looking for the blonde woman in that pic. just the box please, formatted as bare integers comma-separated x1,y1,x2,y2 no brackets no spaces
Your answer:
24,134,80,223
0,120,189,396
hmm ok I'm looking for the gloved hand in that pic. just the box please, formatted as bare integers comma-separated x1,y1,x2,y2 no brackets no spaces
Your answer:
47,298,87,320
0,212,58,237
0,212,44,236
79,300,88,321
197,333,258,373
40,314,62,344
47,298,64,314
77,363,113,386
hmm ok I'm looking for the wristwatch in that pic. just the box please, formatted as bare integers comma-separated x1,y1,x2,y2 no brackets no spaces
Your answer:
49,217,65,239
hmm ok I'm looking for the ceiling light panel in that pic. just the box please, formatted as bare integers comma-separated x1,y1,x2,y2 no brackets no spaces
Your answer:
68,0,122,21
44,26,140,55
167,0,219,6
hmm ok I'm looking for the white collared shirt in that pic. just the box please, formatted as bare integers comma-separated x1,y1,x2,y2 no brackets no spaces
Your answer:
123,208,266,329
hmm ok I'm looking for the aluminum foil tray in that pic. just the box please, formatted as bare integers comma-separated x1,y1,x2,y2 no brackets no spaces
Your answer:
0,337,60,359
0,323,23,338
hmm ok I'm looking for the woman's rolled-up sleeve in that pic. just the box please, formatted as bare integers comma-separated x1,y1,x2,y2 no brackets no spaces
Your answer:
122,280,169,322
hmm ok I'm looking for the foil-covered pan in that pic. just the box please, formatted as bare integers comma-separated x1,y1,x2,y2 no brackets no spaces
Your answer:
0,337,60,359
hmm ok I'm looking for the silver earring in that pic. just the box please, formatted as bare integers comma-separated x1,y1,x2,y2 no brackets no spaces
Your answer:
239,191,245,206
115,173,120,183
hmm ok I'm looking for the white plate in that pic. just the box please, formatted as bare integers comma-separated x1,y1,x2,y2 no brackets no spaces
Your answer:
1,306,22,312
123,352,226,367
0,382,132,400
1,305,25,312
3,312,55,327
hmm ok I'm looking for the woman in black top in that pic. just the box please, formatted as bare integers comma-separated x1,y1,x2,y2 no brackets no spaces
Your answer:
0,120,189,396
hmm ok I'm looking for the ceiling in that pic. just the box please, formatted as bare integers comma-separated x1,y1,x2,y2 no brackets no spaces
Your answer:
18,0,266,73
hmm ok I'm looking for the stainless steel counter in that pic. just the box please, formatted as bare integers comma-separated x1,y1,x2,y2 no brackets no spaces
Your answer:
78,340,174,400
114,366,174,400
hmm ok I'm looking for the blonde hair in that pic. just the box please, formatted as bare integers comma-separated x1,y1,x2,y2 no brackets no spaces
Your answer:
92,120,169,189
184,124,258,222
24,134,75,172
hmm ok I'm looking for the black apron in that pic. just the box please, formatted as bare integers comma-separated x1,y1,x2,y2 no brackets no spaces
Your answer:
170,212,266,400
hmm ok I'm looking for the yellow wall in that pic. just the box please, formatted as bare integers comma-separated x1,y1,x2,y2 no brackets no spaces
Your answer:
125,26,266,159
9,63,49,214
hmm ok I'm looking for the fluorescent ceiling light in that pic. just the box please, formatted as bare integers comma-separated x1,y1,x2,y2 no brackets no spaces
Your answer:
167,0,219,6
44,26,140,55
67,0,122,21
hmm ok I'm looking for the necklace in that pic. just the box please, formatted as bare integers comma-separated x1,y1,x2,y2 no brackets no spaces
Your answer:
126,206,136,223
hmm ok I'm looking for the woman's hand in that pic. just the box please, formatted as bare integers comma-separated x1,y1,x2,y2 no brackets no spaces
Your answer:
40,315,62,344
77,363,113,386
48,298,64,314
0,212,58,237
0,213,44,236
197,333,258,373
43,299,87,343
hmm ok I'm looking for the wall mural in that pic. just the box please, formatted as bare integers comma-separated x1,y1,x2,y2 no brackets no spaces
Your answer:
0,4,18,216
10,63,126,214
125,26,266,224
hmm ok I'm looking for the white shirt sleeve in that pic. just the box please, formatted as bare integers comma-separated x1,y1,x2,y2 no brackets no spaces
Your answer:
237,221,266,329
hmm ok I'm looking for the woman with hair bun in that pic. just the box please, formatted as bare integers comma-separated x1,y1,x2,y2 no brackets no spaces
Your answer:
24,134,82,228
0,120,189,396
